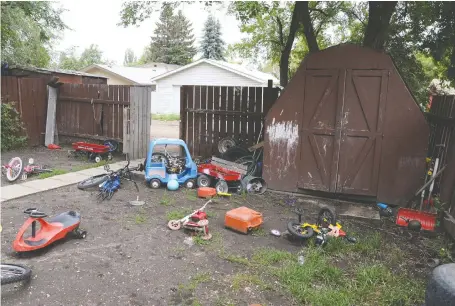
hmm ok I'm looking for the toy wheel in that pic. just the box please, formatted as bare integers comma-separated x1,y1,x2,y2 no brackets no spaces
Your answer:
104,140,119,152
197,174,212,188
5,157,23,182
1,263,32,285
201,233,212,240
149,179,161,189
184,179,196,189
78,174,109,190
94,155,102,163
107,152,113,161
215,180,229,193
168,220,181,230
287,221,314,239
317,207,337,227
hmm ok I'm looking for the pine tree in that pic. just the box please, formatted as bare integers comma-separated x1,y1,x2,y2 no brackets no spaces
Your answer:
148,5,196,65
200,15,225,61
124,48,137,66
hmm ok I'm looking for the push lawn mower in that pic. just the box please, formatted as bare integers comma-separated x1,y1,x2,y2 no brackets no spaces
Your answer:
167,200,212,240
13,208,86,252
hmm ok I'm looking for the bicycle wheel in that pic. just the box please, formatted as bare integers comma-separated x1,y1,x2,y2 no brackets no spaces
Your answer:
77,174,109,190
1,263,32,285
287,221,314,239
5,157,23,182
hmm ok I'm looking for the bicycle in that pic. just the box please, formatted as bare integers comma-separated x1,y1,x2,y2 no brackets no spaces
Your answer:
77,157,142,190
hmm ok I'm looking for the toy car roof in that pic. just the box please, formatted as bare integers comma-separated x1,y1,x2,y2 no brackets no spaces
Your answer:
149,138,187,146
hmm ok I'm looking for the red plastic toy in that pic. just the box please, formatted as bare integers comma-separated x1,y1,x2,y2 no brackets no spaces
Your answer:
396,208,437,231
197,157,247,193
69,142,112,163
13,208,86,252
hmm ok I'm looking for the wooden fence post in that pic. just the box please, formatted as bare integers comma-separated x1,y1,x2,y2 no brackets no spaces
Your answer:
45,85,58,146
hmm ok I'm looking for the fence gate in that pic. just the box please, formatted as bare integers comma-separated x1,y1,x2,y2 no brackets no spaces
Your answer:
180,85,279,157
123,86,152,160
1,76,48,146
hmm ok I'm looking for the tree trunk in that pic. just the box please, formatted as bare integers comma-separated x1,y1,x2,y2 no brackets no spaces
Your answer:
363,1,398,50
298,1,319,53
278,2,303,87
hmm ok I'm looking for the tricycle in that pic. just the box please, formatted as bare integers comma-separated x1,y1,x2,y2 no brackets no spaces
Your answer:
144,138,197,189
2,157,52,182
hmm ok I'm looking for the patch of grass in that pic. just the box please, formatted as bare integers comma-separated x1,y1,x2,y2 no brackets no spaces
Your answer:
179,272,211,291
38,169,68,179
152,113,180,121
183,189,198,201
193,231,223,249
251,227,267,237
166,209,192,221
134,214,147,224
220,252,251,266
251,247,295,266
231,273,269,291
191,300,202,306
247,244,426,306
214,297,236,306
160,191,173,206
73,160,109,171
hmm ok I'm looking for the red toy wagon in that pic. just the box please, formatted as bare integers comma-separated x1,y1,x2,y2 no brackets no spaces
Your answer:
197,157,247,193
68,142,113,163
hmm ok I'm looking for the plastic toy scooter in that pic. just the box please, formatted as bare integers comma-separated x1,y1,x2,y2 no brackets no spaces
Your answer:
13,208,87,252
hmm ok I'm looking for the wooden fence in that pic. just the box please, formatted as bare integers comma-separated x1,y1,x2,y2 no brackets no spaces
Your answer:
57,84,130,141
56,83,151,159
180,84,279,157
426,95,455,239
1,76,48,146
123,86,152,160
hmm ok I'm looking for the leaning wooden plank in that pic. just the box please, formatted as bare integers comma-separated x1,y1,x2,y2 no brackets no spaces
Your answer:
45,86,58,146
248,141,264,152
211,156,248,174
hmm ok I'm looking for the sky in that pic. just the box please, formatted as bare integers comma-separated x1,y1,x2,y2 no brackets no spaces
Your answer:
53,1,243,65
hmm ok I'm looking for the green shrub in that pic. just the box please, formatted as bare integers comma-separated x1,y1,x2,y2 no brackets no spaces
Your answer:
1,102,27,151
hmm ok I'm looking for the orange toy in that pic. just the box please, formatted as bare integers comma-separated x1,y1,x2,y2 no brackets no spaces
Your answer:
197,187,217,198
224,206,263,234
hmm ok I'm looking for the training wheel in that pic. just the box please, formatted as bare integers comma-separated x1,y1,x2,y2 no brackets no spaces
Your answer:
168,220,181,230
201,233,212,240
94,155,102,163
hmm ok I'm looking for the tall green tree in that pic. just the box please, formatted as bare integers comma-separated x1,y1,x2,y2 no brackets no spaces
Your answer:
200,15,225,60
124,48,138,66
57,44,110,70
1,1,66,67
146,6,196,65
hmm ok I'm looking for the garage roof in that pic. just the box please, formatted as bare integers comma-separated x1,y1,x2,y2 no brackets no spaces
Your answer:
150,59,279,84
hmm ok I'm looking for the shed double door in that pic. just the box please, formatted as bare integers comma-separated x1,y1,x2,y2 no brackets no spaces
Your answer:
298,69,388,196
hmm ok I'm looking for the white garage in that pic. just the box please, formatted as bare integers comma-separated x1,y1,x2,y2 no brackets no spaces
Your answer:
150,59,278,114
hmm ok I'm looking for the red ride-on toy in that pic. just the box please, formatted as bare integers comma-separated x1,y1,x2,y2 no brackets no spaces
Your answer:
197,157,248,193
13,208,87,252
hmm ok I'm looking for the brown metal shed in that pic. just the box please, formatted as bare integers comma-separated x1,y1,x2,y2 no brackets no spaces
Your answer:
263,44,429,206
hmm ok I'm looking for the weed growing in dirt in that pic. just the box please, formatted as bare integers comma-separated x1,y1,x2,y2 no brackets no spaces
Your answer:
214,297,236,306
183,189,198,201
38,169,68,179
134,214,147,224
166,209,192,221
231,273,269,291
191,300,202,306
179,272,211,291
251,227,267,237
193,232,223,249
160,191,173,206
220,253,250,266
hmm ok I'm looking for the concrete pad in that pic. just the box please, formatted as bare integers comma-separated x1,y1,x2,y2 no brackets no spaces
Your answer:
19,177,68,192
0,184,40,201
76,167,106,177
337,202,380,220
49,171,91,184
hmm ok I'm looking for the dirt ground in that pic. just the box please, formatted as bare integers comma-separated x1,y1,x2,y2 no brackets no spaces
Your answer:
1,179,453,306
